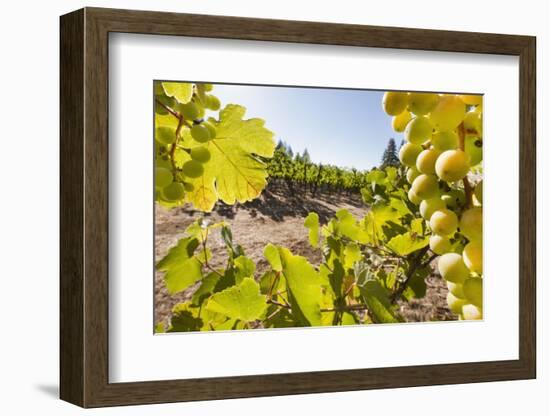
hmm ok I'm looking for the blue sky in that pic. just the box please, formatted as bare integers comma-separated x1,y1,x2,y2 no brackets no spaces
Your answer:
211,84,397,171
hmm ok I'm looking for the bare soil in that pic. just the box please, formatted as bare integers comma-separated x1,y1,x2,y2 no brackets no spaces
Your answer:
155,186,456,326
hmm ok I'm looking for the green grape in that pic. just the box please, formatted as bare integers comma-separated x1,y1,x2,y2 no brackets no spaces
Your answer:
191,124,211,143
206,95,221,111
404,116,434,144
162,182,185,201
416,148,442,175
203,121,217,138
463,111,482,136
155,126,177,145
474,180,483,204
438,253,470,283
428,95,466,132
382,91,408,116
190,146,211,163
182,160,204,178
441,189,466,209
155,167,173,188
465,135,483,166
447,281,466,299
460,207,482,241
406,167,420,184
420,197,446,220
431,130,459,151
459,94,482,106
430,234,452,255
408,188,422,205
435,150,470,182
462,304,482,320
183,182,195,192
178,102,200,120
407,92,439,115
399,143,423,167
429,208,458,236
156,157,172,170
392,111,412,132
411,174,439,200
447,292,468,315
463,240,482,274
463,277,483,307
195,102,206,119
204,83,214,92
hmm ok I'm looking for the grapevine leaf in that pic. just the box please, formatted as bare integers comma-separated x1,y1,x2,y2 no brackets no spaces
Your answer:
264,243,282,271
191,272,222,306
163,258,202,295
234,255,256,284
168,303,203,332
342,312,359,325
161,82,194,104
359,280,400,324
334,209,370,243
278,248,322,326
386,233,429,256
343,243,362,270
410,218,424,235
402,266,430,301
185,105,276,211
156,237,199,270
206,278,267,322
156,237,204,294
304,212,320,247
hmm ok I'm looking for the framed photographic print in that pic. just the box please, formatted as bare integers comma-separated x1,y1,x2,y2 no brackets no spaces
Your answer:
60,7,536,408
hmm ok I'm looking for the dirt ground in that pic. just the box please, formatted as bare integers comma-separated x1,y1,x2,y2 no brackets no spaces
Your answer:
155,187,456,326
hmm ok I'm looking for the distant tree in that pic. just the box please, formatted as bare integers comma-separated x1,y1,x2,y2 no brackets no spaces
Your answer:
380,138,400,168
302,148,311,163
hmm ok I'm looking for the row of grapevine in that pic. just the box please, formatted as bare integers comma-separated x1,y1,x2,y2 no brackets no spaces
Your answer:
267,145,369,196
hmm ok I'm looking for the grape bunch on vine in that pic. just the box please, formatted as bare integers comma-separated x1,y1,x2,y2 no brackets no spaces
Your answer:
383,91,483,320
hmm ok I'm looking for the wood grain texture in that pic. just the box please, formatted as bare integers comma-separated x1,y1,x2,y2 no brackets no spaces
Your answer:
59,7,537,408
59,8,85,406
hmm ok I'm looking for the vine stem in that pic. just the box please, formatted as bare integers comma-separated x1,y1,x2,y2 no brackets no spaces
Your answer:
458,123,474,208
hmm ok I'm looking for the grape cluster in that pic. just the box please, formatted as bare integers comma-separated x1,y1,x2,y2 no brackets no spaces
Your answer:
383,91,483,320
155,82,221,204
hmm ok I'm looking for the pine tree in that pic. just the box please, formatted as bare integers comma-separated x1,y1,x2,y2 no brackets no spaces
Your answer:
380,138,400,168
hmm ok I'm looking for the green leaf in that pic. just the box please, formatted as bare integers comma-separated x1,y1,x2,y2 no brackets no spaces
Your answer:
386,232,429,256
154,322,165,333
185,105,276,211
156,237,199,270
304,212,320,247
191,272,222,306
402,266,430,301
161,82,194,104
234,255,256,283
206,278,267,322
410,217,424,235
168,303,203,332
334,209,370,243
278,248,322,326
343,243,362,270
264,243,282,271
156,237,203,294
359,280,400,324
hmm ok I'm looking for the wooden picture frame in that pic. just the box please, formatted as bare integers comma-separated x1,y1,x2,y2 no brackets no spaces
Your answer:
60,7,536,408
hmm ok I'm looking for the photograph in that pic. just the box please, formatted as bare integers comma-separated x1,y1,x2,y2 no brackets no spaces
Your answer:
153,82,483,332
